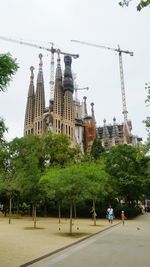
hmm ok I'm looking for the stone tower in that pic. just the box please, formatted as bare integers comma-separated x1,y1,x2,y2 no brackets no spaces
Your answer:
83,101,96,153
62,56,75,141
53,53,63,134
34,54,45,135
24,66,35,135
102,119,110,149
112,117,120,146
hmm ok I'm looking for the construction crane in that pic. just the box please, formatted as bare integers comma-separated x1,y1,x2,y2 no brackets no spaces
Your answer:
71,39,133,123
74,86,89,101
0,36,79,102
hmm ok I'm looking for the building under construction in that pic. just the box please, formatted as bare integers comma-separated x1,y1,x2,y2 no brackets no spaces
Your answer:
0,36,138,152
24,54,96,153
24,53,137,153
96,118,135,150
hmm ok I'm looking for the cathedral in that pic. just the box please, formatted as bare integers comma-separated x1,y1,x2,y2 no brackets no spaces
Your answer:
24,53,96,153
24,53,138,153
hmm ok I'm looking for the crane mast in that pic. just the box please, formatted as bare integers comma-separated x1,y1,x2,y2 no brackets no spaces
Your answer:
118,50,128,121
0,36,79,102
49,43,55,103
71,39,133,123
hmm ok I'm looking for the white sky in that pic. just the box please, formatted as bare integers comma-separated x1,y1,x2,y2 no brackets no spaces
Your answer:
0,0,149,142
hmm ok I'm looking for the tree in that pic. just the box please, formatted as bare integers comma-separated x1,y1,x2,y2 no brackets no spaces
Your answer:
0,53,18,92
82,161,109,225
41,164,89,234
90,138,105,161
8,132,80,226
40,168,62,222
119,0,150,10
41,132,81,167
0,118,8,146
142,82,150,154
0,138,19,224
9,135,45,228
142,157,150,199
143,82,150,134
105,145,146,206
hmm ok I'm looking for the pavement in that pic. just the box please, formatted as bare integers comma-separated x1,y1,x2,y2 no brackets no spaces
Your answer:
29,213,150,267
0,214,120,267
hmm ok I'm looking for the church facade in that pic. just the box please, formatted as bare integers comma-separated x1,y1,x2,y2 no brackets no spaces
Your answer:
24,54,96,153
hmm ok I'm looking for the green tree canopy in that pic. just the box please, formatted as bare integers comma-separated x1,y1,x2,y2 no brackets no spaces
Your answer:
119,0,150,11
41,164,89,233
90,138,105,161
105,145,147,205
0,118,8,146
9,135,45,227
0,53,18,92
143,82,150,135
41,132,81,167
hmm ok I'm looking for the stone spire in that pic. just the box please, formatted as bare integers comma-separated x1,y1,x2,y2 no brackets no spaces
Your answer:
56,52,62,80
37,53,44,83
53,53,63,133
24,66,35,135
63,56,74,93
112,117,120,146
91,102,95,121
62,55,75,140
83,96,88,118
34,54,45,135
28,66,35,96
102,119,110,149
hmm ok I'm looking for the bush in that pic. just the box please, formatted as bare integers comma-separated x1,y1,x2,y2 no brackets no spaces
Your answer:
114,204,141,219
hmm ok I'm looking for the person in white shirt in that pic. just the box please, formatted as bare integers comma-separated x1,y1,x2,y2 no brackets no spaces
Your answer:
107,205,114,224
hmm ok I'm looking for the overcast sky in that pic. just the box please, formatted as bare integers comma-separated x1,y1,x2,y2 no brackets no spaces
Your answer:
0,0,149,142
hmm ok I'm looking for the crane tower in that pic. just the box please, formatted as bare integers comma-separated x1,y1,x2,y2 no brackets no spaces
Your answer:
71,39,133,123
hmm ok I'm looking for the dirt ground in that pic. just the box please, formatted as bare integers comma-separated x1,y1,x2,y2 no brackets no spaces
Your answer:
0,213,119,267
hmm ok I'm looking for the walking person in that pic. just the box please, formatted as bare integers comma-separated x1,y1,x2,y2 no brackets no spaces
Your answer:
121,210,127,225
107,205,114,224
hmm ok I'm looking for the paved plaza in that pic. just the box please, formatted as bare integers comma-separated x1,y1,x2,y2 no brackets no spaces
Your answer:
0,214,119,267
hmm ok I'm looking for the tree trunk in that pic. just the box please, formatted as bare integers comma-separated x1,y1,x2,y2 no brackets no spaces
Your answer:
33,205,36,229
93,199,96,226
69,202,73,234
58,203,61,224
9,196,12,224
